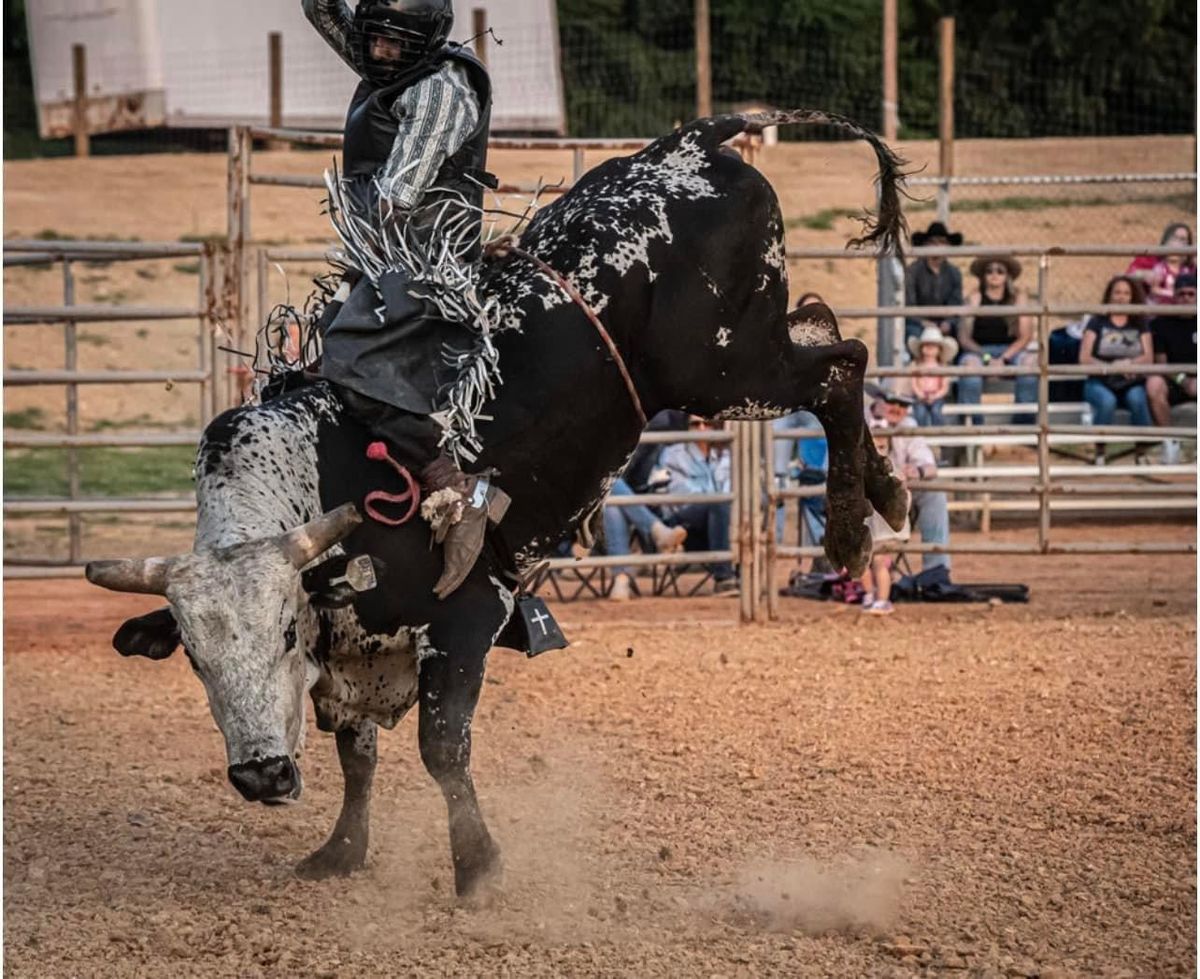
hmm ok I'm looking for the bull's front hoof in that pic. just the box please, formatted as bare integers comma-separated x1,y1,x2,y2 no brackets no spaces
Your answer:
294,836,367,880
824,509,873,579
455,840,503,908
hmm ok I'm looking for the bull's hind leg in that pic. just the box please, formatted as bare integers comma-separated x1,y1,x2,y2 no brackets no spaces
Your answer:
418,601,502,903
296,722,377,879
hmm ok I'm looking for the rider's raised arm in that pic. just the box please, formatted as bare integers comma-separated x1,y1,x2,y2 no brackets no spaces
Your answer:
379,61,481,211
301,0,357,73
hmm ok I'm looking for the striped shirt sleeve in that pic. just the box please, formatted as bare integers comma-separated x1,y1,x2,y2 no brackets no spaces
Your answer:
380,61,481,211
301,0,357,73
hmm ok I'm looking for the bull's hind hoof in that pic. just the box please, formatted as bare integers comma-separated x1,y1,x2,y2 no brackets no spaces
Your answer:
866,467,910,534
294,836,367,880
824,508,873,579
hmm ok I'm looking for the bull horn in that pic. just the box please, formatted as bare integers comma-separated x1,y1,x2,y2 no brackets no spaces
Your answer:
280,503,362,569
85,557,174,595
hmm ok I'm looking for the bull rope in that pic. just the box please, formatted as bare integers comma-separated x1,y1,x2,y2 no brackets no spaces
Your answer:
482,236,647,428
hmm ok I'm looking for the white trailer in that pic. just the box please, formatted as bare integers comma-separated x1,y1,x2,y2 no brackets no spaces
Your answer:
26,0,566,137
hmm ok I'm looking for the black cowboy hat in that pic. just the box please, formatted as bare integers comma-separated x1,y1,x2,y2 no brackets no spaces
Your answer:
911,221,963,247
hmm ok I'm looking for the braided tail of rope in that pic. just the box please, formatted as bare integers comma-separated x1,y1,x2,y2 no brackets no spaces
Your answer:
323,165,515,466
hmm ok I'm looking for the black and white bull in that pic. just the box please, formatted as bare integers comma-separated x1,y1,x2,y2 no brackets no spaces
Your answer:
86,111,909,900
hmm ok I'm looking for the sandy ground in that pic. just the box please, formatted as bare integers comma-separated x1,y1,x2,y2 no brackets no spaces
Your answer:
4,134,1195,432
3,520,1195,978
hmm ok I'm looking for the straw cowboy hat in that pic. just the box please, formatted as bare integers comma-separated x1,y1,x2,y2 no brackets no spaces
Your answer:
969,255,1022,281
906,325,959,364
911,220,963,246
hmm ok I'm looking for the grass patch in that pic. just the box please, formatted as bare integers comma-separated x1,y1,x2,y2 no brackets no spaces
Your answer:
907,191,1194,214
178,233,224,246
88,414,196,433
3,407,47,430
77,331,113,347
172,261,201,275
4,445,196,497
788,207,862,232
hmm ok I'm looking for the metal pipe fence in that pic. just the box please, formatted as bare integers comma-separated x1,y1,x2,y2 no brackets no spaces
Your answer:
3,240,227,572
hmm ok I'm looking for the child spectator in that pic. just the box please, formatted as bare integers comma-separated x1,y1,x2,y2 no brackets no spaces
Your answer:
1146,273,1197,463
860,418,911,615
906,325,959,427
1128,223,1195,305
904,221,965,344
1079,276,1155,464
957,255,1038,422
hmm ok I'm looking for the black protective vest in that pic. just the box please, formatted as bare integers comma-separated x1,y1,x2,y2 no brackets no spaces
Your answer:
342,43,493,215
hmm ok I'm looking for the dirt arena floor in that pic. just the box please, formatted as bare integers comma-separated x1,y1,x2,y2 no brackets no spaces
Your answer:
4,522,1195,978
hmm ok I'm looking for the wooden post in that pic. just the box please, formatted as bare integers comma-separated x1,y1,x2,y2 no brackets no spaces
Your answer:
882,0,898,141
938,18,955,182
472,8,488,68
72,44,89,158
268,32,283,129
695,0,712,119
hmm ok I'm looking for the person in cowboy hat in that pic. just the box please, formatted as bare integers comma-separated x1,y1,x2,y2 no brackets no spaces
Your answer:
906,325,959,427
905,220,965,345
957,254,1038,424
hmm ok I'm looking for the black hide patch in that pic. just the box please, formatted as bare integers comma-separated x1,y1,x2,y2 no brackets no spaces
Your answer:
303,554,389,610
113,607,180,660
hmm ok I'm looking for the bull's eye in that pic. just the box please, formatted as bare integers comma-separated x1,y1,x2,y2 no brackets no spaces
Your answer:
283,621,298,650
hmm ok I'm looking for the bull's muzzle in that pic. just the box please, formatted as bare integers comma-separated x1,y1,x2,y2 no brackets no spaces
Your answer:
227,756,301,805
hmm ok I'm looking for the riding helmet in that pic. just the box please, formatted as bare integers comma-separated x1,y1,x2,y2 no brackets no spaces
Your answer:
351,0,454,86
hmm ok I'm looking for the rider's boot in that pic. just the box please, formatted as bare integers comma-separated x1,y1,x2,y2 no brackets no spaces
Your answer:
420,454,511,600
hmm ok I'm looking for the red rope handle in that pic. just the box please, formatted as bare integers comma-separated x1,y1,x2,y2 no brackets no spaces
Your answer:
363,441,421,526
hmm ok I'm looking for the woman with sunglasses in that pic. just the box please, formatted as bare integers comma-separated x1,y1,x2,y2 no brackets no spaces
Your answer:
956,256,1038,424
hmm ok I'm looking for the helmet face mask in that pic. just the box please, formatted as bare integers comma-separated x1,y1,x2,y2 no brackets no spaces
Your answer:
352,0,454,85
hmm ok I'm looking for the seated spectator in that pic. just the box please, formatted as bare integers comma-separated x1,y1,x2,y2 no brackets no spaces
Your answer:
904,221,965,345
1146,273,1197,464
873,391,951,574
1128,223,1195,305
660,418,738,594
1080,275,1155,464
906,325,958,427
604,480,687,602
956,255,1037,423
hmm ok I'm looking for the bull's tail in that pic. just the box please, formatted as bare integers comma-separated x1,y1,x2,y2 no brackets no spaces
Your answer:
683,109,911,260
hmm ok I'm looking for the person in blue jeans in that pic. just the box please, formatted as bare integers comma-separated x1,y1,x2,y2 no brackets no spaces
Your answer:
604,479,687,601
956,255,1038,423
660,419,737,593
772,410,828,562
1079,275,1155,464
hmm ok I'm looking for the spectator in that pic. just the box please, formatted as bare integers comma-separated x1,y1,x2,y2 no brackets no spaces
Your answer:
957,255,1038,423
1079,275,1154,464
1146,272,1197,464
874,391,951,574
859,417,911,615
1128,223,1195,305
906,325,959,427
604,481,687,602
660,417,738,594
904,221,965,344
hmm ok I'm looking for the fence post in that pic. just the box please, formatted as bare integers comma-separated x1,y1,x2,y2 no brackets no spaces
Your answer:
63,259,82,562
938,18,955,190
226,126,252,408
882,0,899,141
472,8,488,67
695,0,712,119
268,32,284,130
1036,254,1052,552
72,44,89,158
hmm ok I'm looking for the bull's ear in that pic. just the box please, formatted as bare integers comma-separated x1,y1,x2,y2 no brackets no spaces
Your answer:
113,608,180,660
302,554,386,610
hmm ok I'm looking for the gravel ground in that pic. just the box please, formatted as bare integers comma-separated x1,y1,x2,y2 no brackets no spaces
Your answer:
4,528,1195,978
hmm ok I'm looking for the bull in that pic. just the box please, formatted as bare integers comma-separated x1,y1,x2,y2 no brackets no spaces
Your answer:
86,111,908,900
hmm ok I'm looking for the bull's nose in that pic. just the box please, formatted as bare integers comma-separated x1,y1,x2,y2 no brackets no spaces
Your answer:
228,756,298,803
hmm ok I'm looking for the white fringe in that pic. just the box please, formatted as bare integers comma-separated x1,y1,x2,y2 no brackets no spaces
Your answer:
324,169,532,465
